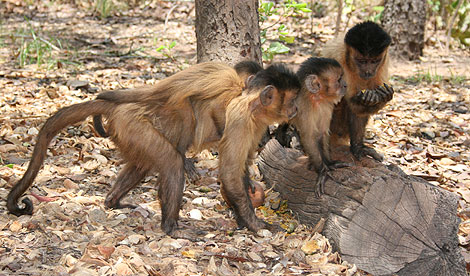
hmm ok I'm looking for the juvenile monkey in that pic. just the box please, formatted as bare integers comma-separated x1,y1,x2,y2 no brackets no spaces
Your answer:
219,64,300,232
321,21,394,161
275,57,348,195
7,62,298,235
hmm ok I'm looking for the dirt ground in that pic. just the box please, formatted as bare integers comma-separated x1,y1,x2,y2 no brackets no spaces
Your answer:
0,1,469,275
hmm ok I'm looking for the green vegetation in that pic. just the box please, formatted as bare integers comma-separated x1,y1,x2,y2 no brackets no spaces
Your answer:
94,0,116,19
259,0,311,61
428,0,470,46
14,21,62,68
155,40,177,61
399,68,466,84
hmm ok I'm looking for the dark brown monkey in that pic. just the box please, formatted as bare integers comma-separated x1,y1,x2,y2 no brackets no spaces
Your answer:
275,57,349,195
7,62,299,235
321,21,394,161
219,64,300,232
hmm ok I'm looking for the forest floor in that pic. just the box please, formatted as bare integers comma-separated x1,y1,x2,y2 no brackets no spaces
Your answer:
0,1,469,275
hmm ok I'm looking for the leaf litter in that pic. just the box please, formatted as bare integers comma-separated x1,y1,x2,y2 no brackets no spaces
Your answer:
0,1,469,275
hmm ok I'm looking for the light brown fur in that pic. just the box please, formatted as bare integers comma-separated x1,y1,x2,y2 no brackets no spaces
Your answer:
7,62,248,235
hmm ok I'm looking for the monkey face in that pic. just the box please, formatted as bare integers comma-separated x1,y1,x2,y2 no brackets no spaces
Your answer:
261,86,298,121
327,68,347,97
282,89,298,120
353,53,383,80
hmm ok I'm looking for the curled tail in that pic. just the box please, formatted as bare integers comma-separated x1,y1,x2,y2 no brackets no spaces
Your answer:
7,100,114,216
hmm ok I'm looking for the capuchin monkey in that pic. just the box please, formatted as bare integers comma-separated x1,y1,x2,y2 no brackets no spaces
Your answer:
274,57,349,195
7,62,299,235
321,21,394,161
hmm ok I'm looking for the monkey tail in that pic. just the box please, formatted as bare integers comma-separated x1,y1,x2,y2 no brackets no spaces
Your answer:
7,100,114,216
92,115,108,137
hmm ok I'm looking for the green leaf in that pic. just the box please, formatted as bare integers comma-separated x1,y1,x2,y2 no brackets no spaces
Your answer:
268,42,290,54
169,41,176,49
6,164,13,168
300,7,312,12
373,6,384,11
280,35,295,44
156,45,166,52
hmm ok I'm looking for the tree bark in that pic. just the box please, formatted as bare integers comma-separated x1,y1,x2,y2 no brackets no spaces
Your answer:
258,139,466,276
382,0,427,60
195,0,262,65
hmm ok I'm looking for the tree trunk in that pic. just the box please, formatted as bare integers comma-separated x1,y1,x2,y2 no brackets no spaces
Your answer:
382,0,427,60
258,139,466,276
195,0,262,65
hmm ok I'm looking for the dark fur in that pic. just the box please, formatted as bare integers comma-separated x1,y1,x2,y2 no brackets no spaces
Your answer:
344,21,392,57
322,22,394,161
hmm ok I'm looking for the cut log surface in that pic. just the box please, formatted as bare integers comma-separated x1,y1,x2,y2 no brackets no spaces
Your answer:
258,139,466,276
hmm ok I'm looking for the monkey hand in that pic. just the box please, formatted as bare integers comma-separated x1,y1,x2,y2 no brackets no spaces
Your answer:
248,181,265,208
374,83,394,103
350,144,384,161
353,83,394,107
353,89,381,106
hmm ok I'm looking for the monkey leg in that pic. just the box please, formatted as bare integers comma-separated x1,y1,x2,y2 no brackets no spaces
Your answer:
222,175,273,233
158,154,185,235
105,164,147,209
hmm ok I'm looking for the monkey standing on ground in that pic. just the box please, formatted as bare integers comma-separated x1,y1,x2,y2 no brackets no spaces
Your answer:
274,57,349,195
92,60,265,182
7,62,299,235
321,21,394,161
219,64,300,232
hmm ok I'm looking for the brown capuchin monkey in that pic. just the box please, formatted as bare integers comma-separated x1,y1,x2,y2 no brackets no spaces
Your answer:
321,21,394,161
219,64,300,232
92,60,265,182
7,62,299,235
274,57,349,196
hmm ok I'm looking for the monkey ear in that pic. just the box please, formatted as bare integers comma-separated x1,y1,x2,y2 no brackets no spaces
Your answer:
259,85,276,106
305,75,321,94
245,75,255,88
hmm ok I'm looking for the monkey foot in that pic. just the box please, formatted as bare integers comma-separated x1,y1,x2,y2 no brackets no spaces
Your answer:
262,222,284,234
327,160,351,170
169,228,205,242
105,200,138,210
351,144,384,161
184,158,200,183
314,171,330,197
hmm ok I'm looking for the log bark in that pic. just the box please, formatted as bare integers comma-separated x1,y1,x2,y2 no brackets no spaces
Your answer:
258,139,466,276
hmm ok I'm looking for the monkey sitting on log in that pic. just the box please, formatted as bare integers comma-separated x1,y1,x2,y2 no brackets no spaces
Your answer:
321,21,394,161
274,57,349,196
7,62,299,235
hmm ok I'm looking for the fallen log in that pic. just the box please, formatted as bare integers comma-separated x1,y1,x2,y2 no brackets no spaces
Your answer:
258,139,466,276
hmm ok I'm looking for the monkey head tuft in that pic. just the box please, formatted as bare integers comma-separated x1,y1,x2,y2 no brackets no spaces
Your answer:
344,21,391,57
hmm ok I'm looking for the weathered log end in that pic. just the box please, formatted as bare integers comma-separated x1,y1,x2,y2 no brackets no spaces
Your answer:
258,139,466,276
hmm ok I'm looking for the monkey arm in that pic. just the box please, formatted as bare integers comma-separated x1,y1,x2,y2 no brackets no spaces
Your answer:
347,110,383,161
320,134,351,169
